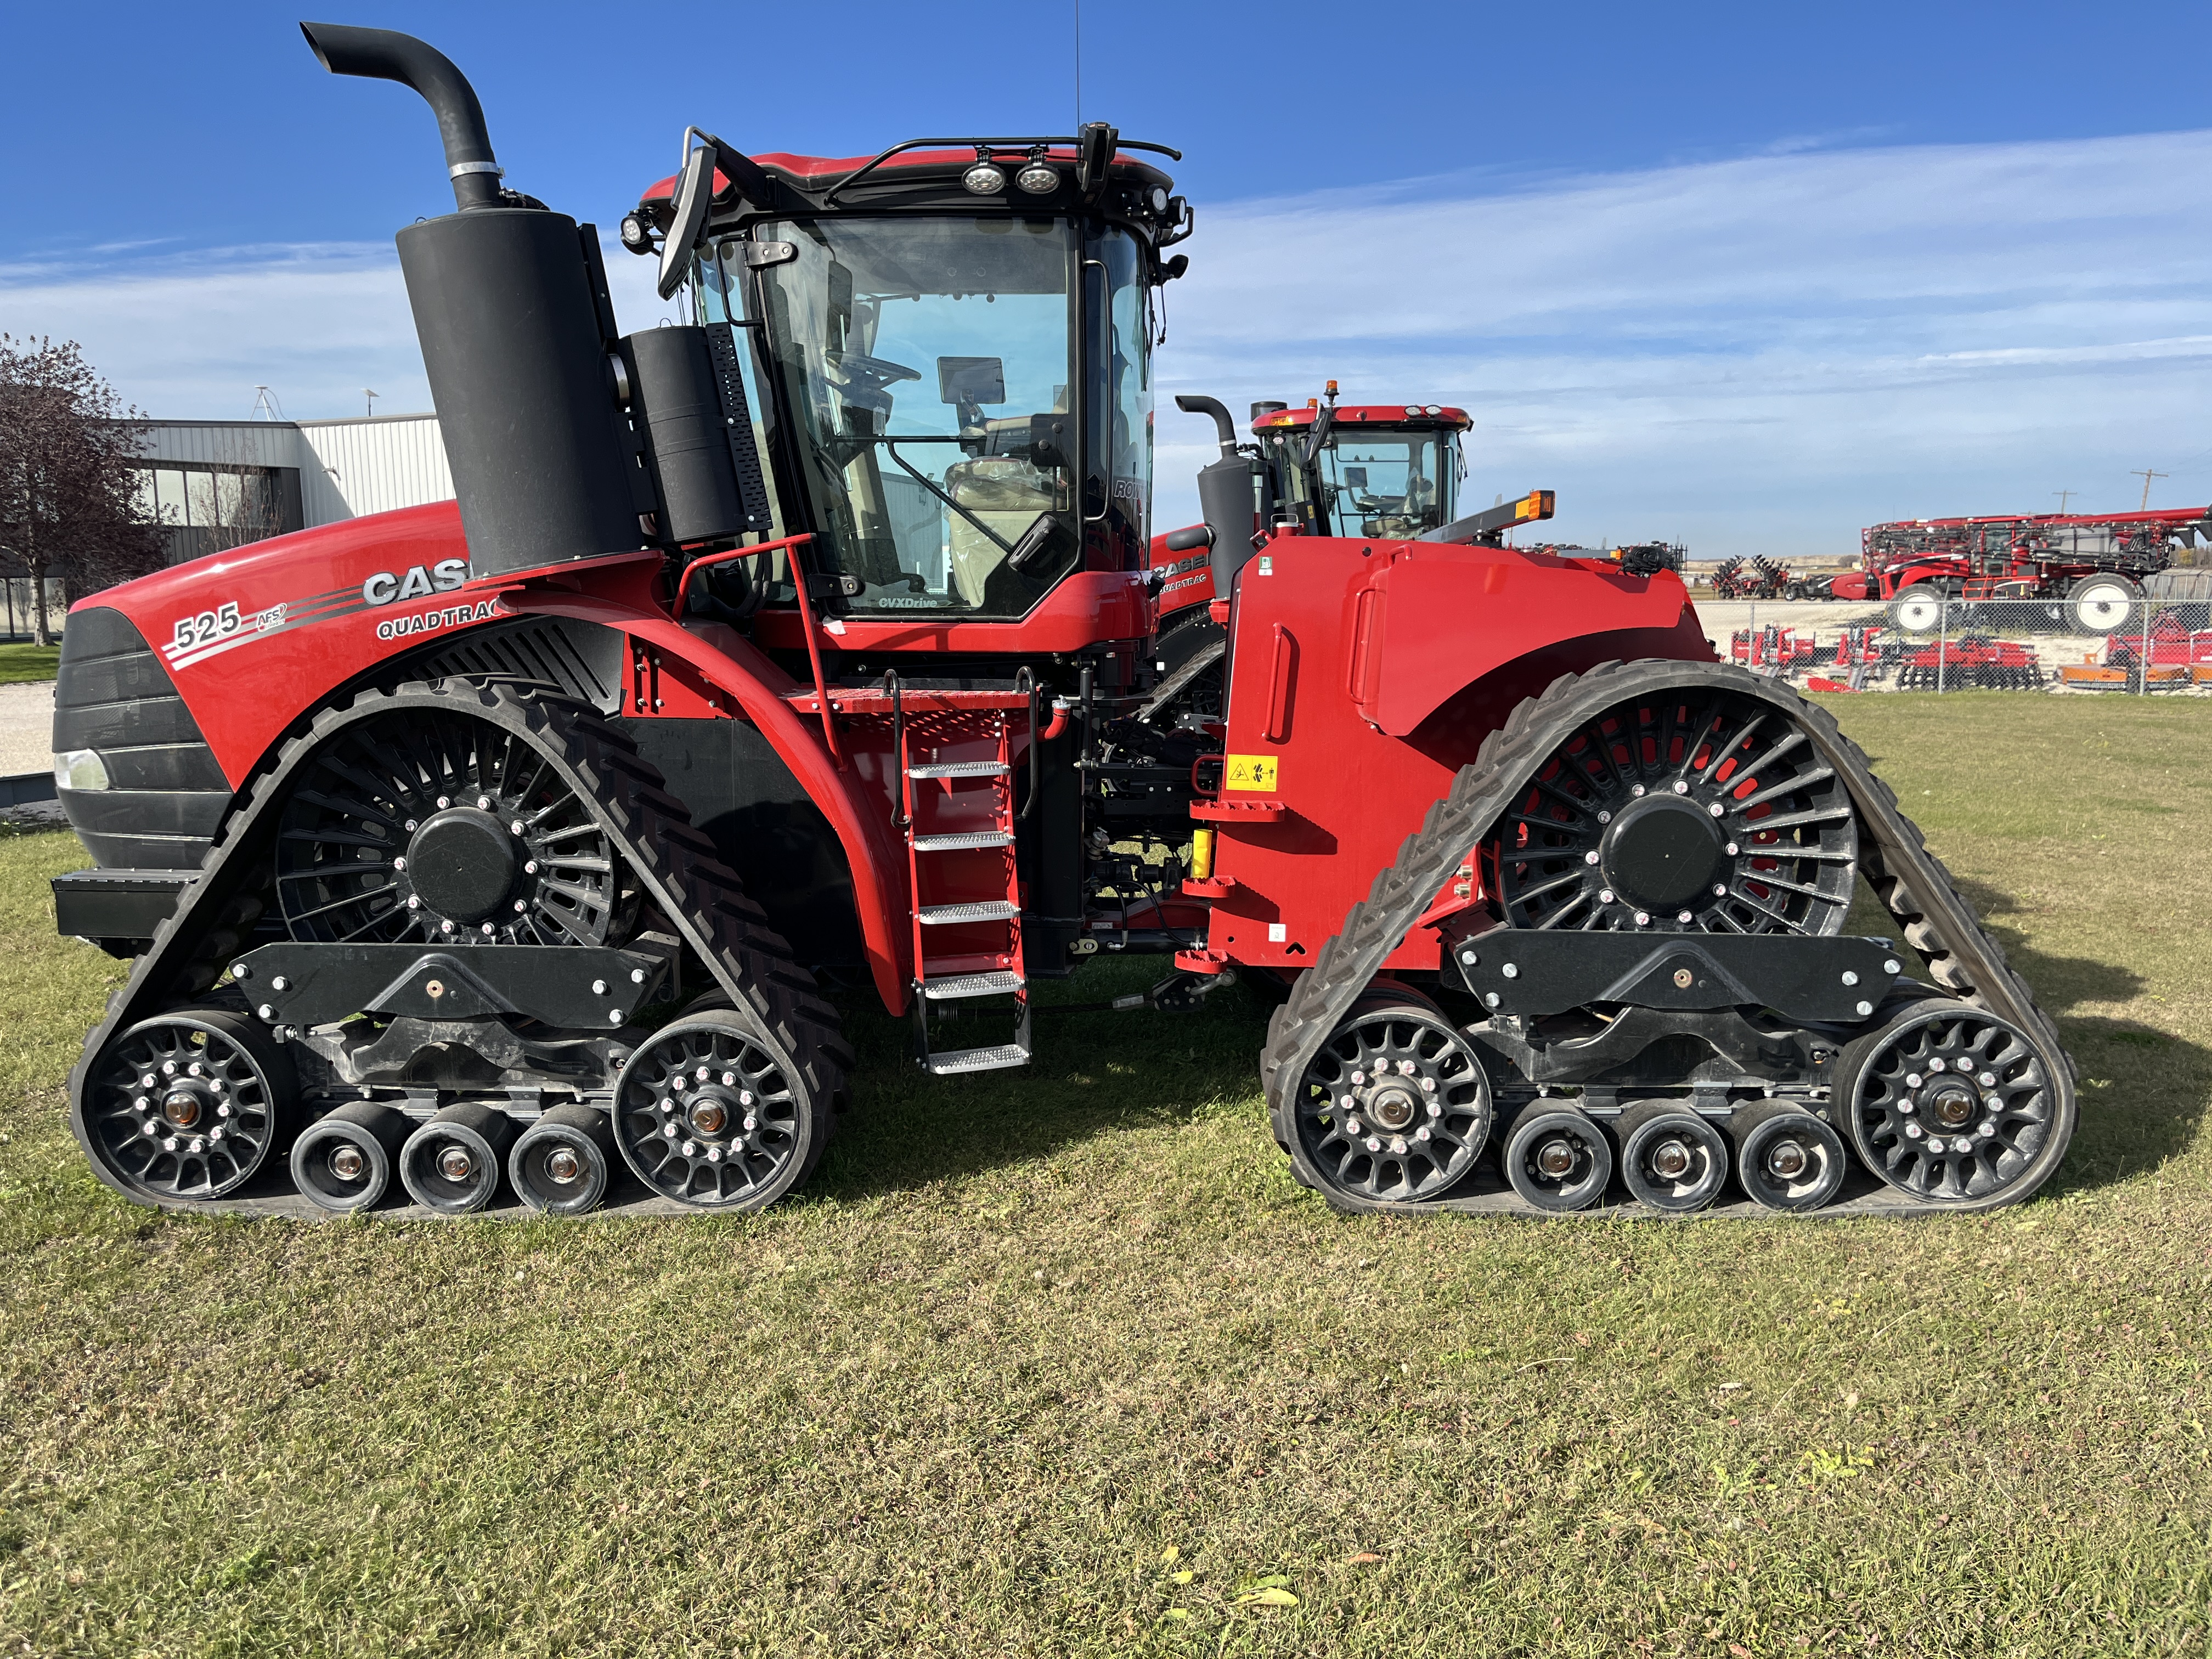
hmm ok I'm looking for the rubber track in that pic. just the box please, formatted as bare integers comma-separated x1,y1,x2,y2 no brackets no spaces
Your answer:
67,678,852,1213
1260,659,2078,1215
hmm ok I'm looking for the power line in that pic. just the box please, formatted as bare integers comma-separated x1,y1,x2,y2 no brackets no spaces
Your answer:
2131,467,2169,511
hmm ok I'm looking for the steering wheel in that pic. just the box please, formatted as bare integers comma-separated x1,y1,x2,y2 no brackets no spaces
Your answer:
823,352,922,416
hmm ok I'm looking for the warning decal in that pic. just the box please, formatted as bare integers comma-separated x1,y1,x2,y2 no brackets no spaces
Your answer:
1224,754,1279,792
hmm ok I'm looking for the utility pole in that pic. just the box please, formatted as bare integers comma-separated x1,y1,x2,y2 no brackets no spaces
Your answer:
2132,467,2168,511
2052,489,2075,515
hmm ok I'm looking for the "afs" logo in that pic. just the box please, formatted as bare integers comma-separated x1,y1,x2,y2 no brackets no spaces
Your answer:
362,558,468,605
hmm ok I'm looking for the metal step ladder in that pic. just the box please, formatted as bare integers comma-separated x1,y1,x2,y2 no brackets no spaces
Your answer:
902,714,1030,1075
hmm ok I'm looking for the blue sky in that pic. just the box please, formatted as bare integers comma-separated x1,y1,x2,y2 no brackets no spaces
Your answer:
5,1,2211,557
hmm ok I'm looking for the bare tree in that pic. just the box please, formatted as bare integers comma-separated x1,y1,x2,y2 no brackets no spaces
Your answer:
0,335,163,645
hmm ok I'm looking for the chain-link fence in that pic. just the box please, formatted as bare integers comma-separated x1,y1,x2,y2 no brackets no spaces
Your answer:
1697,585,2212,695
0,577,67,644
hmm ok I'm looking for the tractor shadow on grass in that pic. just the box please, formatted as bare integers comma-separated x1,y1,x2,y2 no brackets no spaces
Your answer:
806,956,1279,1199
1945,876,2208,1194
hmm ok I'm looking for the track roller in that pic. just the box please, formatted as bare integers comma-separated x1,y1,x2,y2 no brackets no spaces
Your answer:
1616,1101,1730,1212
77,1008,295,1204
399,1102,516,1214
291,1101,410,1212
1730,1099,1847,1212
1834,997,2064,1205
509,1103,617,1215
1500,1106,1613,1212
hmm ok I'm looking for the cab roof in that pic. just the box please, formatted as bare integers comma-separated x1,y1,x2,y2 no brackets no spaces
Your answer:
1254,404,1472,433
638,144,1175,205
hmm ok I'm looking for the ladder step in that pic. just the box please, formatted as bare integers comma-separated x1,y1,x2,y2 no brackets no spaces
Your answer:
917,901,1019,925
923,970,1026,1001
912,831,1013,851
906,760,1009,779
925,1043,1031,1076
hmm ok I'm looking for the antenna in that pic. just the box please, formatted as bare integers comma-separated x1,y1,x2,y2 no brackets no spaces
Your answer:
1073,0,1081,129
364,388,379,418
2132,467,2169,511
251,385,284,421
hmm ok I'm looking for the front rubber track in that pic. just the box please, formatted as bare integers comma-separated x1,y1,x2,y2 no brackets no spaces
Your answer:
67,677,852,1213
1259,658,2078,1216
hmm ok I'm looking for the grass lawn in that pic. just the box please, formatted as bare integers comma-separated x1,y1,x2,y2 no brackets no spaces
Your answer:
2,692,2209,1656
0,643,59,686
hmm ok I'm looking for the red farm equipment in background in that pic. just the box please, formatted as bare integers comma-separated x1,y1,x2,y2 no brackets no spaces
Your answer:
1826,506,2212,636
43,25,2075,1226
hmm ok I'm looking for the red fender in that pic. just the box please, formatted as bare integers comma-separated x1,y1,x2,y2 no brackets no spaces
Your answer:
503,588,913,1014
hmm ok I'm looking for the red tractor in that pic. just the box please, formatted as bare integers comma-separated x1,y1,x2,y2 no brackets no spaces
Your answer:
47,25,2073,1221
1829,507,2212,635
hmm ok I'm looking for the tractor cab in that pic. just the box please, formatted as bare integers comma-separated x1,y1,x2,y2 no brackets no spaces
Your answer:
629,133,1190,628
1250,391,1471,541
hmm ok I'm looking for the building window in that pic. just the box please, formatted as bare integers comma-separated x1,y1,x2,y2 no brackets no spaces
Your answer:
131,464,302,564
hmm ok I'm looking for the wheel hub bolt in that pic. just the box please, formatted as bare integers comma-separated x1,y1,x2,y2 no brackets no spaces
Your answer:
187,1062,203,1076
1635,911,1651,926
329,1144,366,1182
1978,1071,1996,1087
1650,1139,1692,1179
1599,889,1615,903
141,1121,160,1138
662,1123,678,1138
743,1115,757,1132
1724,842,1739,856
1632,784,1647,797
1537,1140,1577,1178
1426,1101,1442,1118
140,1073,156,1090
216,1103,230,1118
523,861,538,875
1977,1122,1996,1138
720,1071,737,1087
1766,1139,1809,1179
511,820,526,836
692,1102,729,1135
437,1146,475,1182
1904,1122,1924,1139
545,1147,582,1184
1584,851,1599,865
1677,910,1693,923
1905,1073,1922,1087
162,1136,179,1151
681,1139,698,1156
1414,1126,1432,1143
1597,811,1612,825
207,1127,224,1144
133,1095,150,1111
408,896,422,910
1350,1069,1366,1085
1345,1116,1364,1135
162,1062,177,1076
1390,1136,1409,1154
1709,803,1725,817
1713,884,1727,896
188,1137,205,1153
1928,1057,1946,1072
477,795,490,810
437,796,450,809
393,856,407,871
1420,1077,1436,1093
1365,1136,1383,1153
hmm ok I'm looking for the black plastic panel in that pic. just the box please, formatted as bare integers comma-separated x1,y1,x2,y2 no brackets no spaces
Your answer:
1454,931,1903,1022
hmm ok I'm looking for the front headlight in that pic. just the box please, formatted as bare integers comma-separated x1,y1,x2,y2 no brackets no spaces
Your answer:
54,749,110,791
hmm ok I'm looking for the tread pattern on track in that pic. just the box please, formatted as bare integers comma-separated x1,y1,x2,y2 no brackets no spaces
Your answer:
69,678,851,1213
1259,658,2077,1215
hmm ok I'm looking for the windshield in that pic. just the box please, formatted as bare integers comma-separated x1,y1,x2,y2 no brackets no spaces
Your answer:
706,217,1084,616
1273,427,1460,538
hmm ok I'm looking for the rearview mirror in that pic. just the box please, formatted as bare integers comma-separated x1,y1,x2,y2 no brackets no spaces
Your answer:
657,145,716,300
938,356,1006,405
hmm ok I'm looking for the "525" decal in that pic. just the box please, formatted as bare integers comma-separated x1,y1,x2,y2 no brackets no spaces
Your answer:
172,603,242,651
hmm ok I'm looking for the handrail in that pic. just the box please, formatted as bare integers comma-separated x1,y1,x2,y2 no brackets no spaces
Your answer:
784,536,845,770
671,532,815,620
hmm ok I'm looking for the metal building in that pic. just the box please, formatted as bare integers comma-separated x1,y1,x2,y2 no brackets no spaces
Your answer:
132,414,454,565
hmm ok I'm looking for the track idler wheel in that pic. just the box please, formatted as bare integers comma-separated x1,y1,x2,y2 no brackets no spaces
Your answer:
1617,1101,1730,1212
399,1102,516,1214
1282,990,1493,1208
509,1103,617,1215
1500,1106,1613,1212
610,1013,828,1211
1731,1100,1848,1212
78,1009,295,1203
1835,998,2067,1206
291,1101,410,1212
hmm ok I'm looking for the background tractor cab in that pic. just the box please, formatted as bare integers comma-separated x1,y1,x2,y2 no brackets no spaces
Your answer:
629,129,1191,630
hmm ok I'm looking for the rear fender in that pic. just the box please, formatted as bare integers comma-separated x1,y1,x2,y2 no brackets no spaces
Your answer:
503,588,913,1013
1342,541,1713,738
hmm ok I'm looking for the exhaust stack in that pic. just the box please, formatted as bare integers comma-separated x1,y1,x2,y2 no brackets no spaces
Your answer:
303,22,644,578
300,24,503,211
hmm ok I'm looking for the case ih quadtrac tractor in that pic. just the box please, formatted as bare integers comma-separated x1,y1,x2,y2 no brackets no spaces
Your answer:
48,25,2074,1220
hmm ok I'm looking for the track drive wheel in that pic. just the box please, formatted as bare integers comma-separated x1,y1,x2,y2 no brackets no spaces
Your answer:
610,1012,831,1210
77,1009,295,1203
1278,988,1492,1210
1833,997,2068,1206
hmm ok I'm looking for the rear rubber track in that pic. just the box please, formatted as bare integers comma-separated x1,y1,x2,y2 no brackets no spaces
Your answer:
1260,658,2076,1216
69,676,852,1214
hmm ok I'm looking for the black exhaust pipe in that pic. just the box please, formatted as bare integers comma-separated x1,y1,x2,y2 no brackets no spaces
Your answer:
303,22,644,578
300,24,503,211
